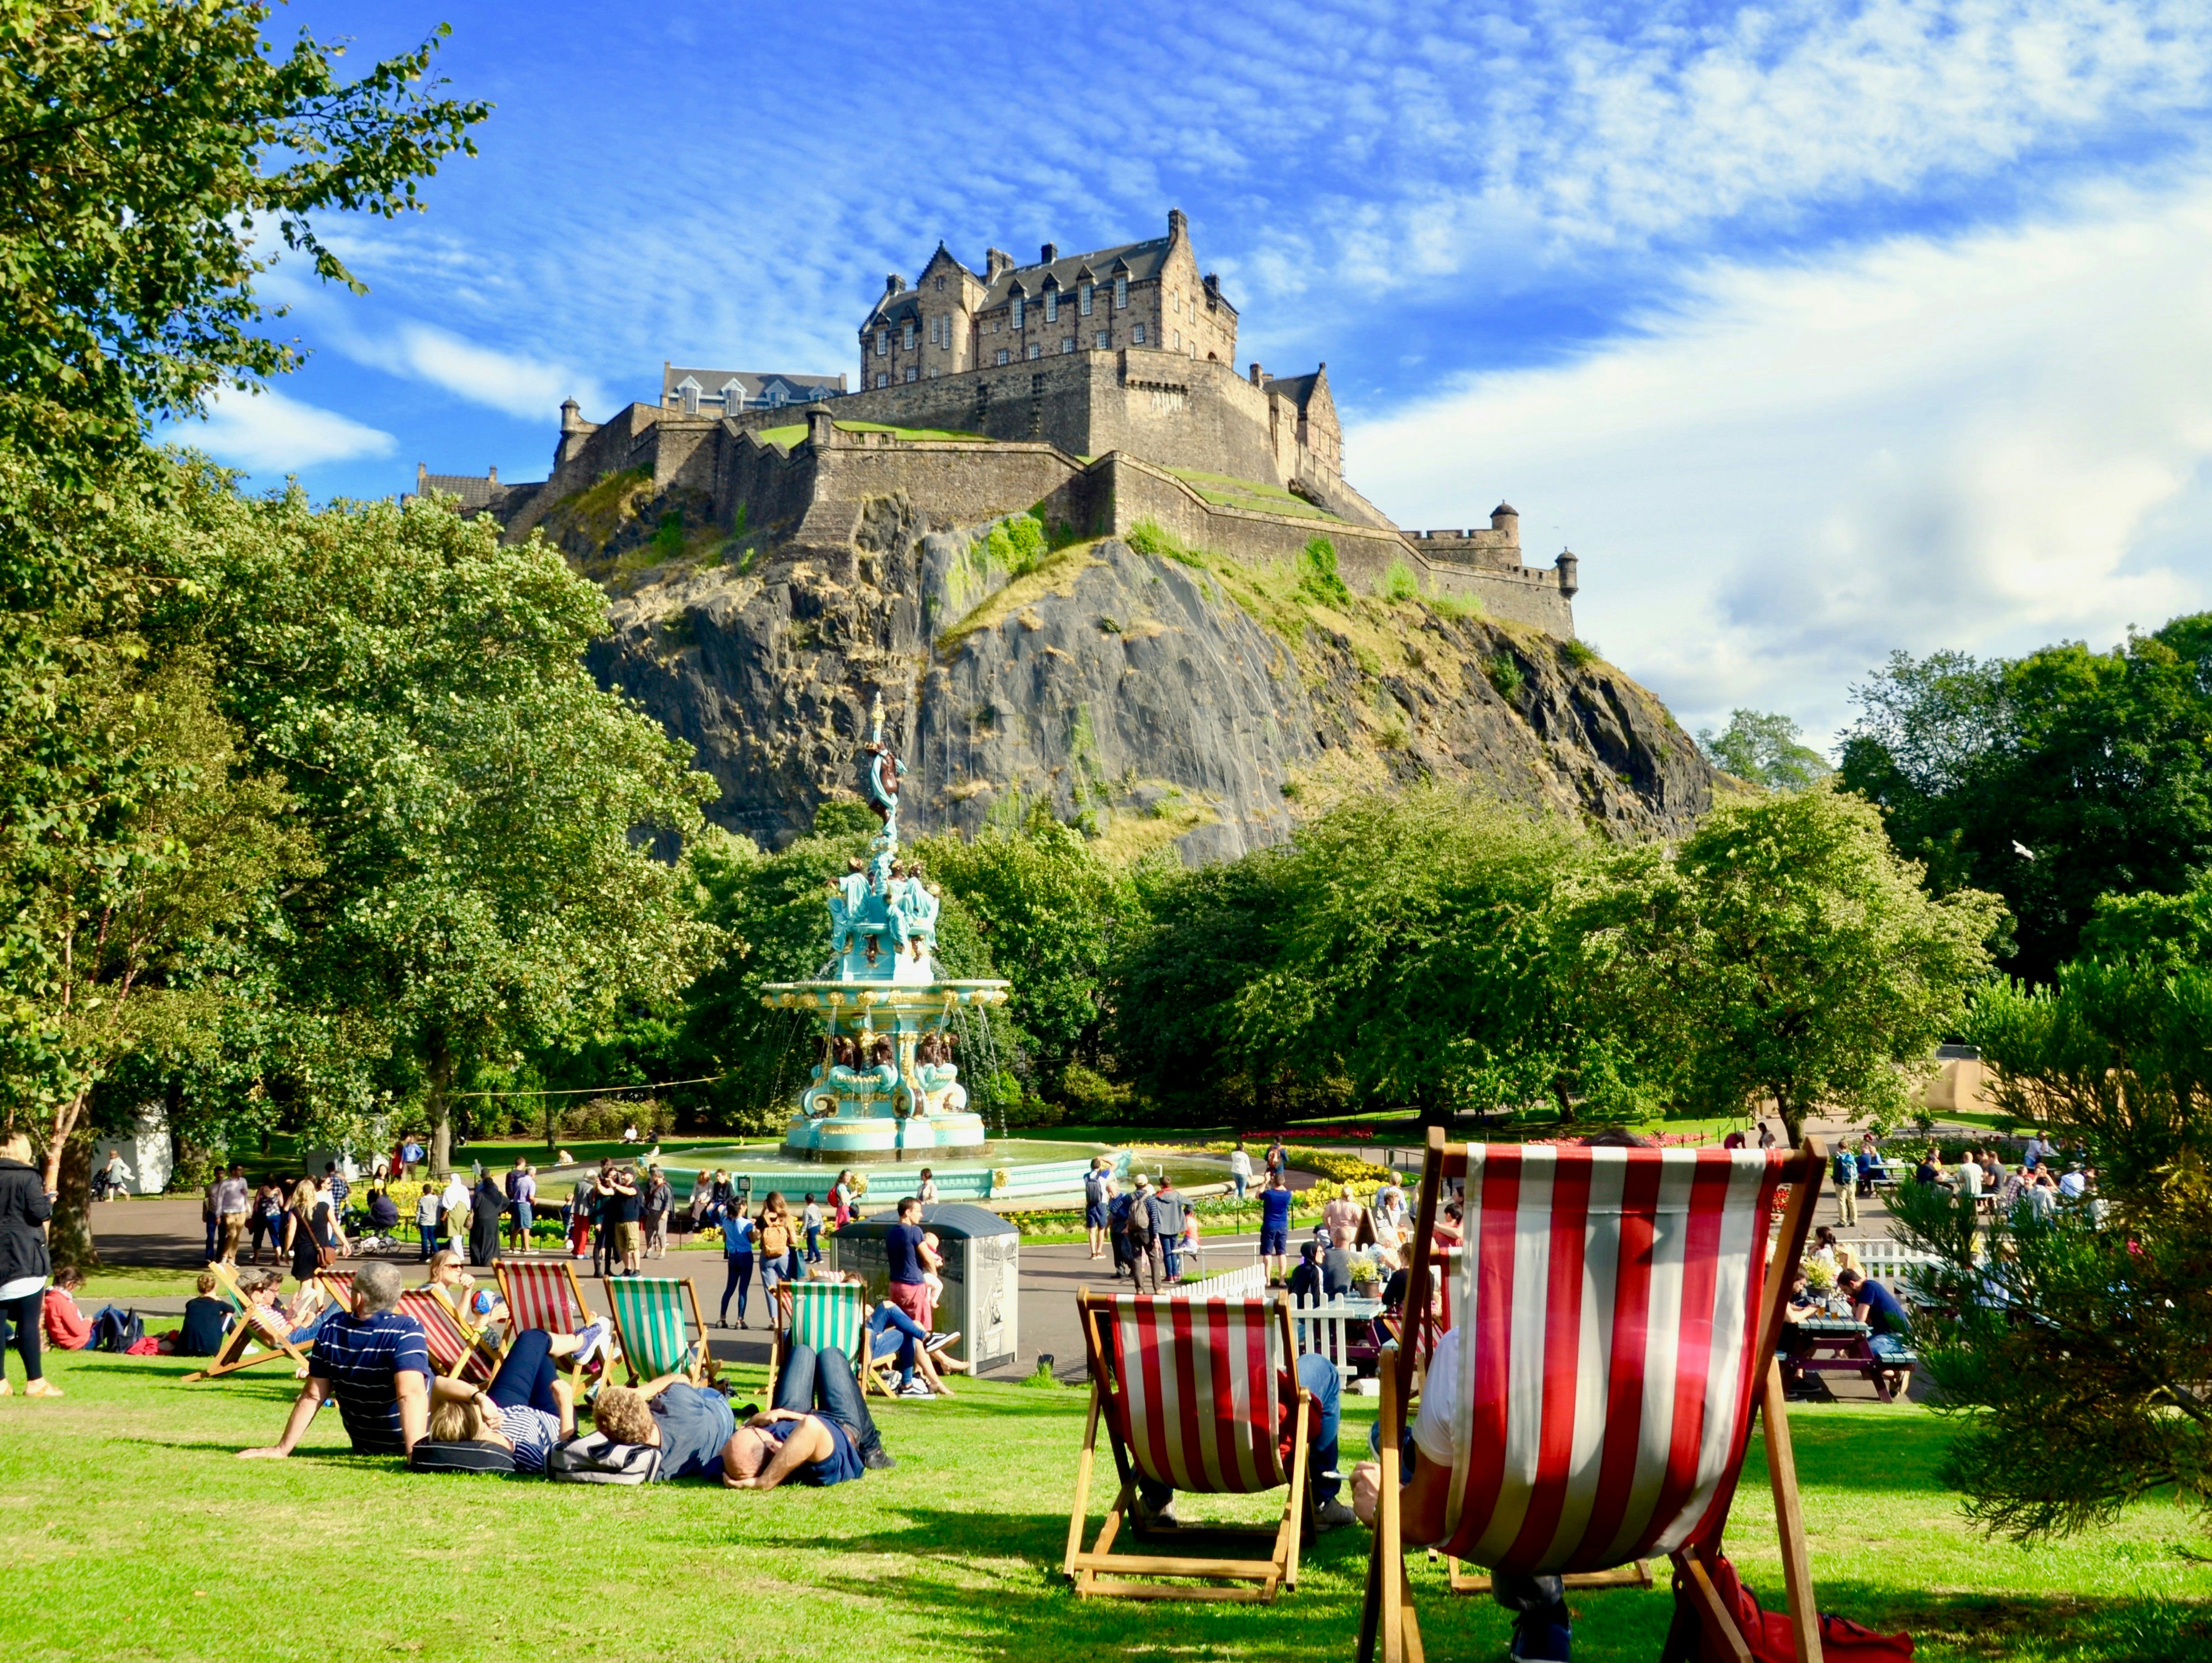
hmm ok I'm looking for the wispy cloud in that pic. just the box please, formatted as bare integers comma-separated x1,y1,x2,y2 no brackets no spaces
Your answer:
1349,172,2212,744
340,323,603,423
179,386,397,474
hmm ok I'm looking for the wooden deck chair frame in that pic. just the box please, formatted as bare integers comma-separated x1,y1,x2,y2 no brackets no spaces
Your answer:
1358,1128,1829,1663
311,1267,356,1311
1064,1290,1316,1604
769,1279,873,1394
601,1275,709,1387
180,1260,313,1383
397,1284,499,1384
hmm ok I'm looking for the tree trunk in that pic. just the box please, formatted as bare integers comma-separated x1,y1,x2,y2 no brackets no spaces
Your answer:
1550,1076,1579,1125
1774,1092,1806,1148
428,1042,454,1177
46,1130,97,1270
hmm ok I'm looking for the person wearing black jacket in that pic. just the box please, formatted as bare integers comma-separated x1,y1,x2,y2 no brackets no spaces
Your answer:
468,1174,505,1268
0,1131,59,1397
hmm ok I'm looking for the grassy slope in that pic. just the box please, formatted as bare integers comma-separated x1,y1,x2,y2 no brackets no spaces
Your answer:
0,1349,2204,1661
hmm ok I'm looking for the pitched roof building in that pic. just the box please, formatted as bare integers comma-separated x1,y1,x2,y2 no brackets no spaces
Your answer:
660,365,846,416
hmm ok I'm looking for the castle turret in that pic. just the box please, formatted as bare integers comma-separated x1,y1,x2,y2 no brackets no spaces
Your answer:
556,396,594,466
1491,502,1520,549
1554,549,1579,599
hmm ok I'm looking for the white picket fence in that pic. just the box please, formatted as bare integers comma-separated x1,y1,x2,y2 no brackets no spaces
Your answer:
1168,1261,1268,1300
1291,1292,1381,1384
1835,1237,1946,1278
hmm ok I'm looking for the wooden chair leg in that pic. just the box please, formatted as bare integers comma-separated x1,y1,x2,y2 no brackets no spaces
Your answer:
1063,1384,1105,1580
1673,1546,1755,1663
1761,1360,1825,1663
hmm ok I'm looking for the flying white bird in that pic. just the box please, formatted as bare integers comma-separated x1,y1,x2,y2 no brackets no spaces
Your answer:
2012,841,2035,861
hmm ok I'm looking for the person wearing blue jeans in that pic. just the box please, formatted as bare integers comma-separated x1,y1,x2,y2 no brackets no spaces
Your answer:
864,1298,948,1394
718,1209,755,1328
1135,1350,1355,1530
751,1340,892,1475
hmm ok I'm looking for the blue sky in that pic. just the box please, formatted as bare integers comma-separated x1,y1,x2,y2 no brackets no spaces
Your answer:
181,1,2212,744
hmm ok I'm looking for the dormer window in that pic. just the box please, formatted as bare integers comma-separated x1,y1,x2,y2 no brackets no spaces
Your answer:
1080,282,1094,316
1114,275,1128,309
721,380,745,412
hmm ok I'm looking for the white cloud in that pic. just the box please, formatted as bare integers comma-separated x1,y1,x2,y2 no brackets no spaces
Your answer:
1347,174,2212,746
183,387,397,474
351,323,603,422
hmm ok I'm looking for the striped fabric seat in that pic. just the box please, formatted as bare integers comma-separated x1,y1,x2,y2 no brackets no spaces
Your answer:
397,1287,496,1384
1066,1293,1316,1603
1435,1145,1785,1575
604,1276,705,1384
1106,1297,1289,1495
774,1279,865,1376
496,1260,593,1340
313,1269,355,1309
1360,1132,1830,1663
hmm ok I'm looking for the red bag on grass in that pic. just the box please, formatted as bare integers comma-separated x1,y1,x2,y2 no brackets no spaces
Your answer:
1703,1554,1914,1661
124,1335,160,1355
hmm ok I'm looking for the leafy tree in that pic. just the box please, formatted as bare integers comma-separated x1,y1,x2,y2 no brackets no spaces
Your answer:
1596,784,2003,1143
137,466,721,1173
1696,708,1832,792
1894,875,2212,1538
0,3,485,1174
17,655,311,1260
917,806,1131,1090
1841,618,2212,979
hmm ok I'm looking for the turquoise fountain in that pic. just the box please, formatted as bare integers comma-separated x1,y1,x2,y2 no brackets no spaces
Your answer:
762,697,1010,1162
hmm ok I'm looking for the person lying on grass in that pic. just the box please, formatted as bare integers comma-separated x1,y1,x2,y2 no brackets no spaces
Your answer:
423,1325,601,1473
589,1369,740,1482
239,1260,430,1459
719,1340,895,1489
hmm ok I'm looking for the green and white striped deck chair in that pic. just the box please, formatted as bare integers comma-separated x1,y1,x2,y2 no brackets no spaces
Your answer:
602,1276,707,1386
772,1279,881,1394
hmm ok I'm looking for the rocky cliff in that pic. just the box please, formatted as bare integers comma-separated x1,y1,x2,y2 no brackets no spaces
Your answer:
563,487,1717,862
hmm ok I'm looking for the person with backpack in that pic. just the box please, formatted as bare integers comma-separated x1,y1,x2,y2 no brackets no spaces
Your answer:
1831,1144,1859,1226
755,1193,795,1314
1125,1174,1163,1293
1084,1158,1115,1261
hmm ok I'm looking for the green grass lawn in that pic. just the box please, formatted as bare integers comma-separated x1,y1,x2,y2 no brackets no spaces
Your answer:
1,1347,2204,1661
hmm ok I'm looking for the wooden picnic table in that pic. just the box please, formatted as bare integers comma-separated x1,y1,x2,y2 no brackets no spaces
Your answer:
1792,1316,1914,1402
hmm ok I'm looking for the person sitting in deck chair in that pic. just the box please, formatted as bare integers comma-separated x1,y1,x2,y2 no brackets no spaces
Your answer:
238,1260,431,1460
1133,1342,1355,1533
718,1337,896,1489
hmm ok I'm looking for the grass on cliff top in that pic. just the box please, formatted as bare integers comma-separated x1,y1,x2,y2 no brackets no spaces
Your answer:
4,1347,2206,1662
1165,466,1342,522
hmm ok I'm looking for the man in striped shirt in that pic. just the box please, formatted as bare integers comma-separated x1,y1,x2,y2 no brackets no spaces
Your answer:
238,1260,430,1460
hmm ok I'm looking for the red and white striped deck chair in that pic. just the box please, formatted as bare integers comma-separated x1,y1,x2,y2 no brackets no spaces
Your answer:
1064,1292,1316,1604
1360,1130,1828,1663
495,1259,600,1352
397,1286,499,1385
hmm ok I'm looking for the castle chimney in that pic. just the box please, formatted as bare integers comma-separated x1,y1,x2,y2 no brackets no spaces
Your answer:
1168,207,1189,239
985,247,1013,282
1554,549,1579,599
416,463,428,493
1041,242,1057,264
1204,272,1220,295
1249,362,1263,386
885,273,905,294
487,464,498,485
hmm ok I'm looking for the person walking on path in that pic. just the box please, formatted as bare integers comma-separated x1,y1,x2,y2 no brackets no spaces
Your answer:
718,1204,756,1328
0,1131,59,1398
468,1173,504,1268
1084,1158,1115,1261
283,1179,325,1286
504,1158,536,1253
1228,1143,1252,1200
1831,1144,1858,1227
1125,1175,1164,1293
414,1184,441,1261
213,1163,250,1263
644,1167,673,1260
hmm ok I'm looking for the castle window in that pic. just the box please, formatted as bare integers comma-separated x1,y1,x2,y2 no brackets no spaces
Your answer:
875,329,888,356
1011,297,1024,329
1114,275,1127,308
876,372,889,388
1044,290,1058,322
902,322,915,350
905,366,917,382
996,348,1010,365
1080,282,1094,315
1133,323,1146,344
1026,342,1041,360
1060,337,1074,354
1095,329,1108,350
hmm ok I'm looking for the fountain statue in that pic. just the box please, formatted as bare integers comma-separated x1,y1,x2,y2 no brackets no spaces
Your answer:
762,694,1009,1161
